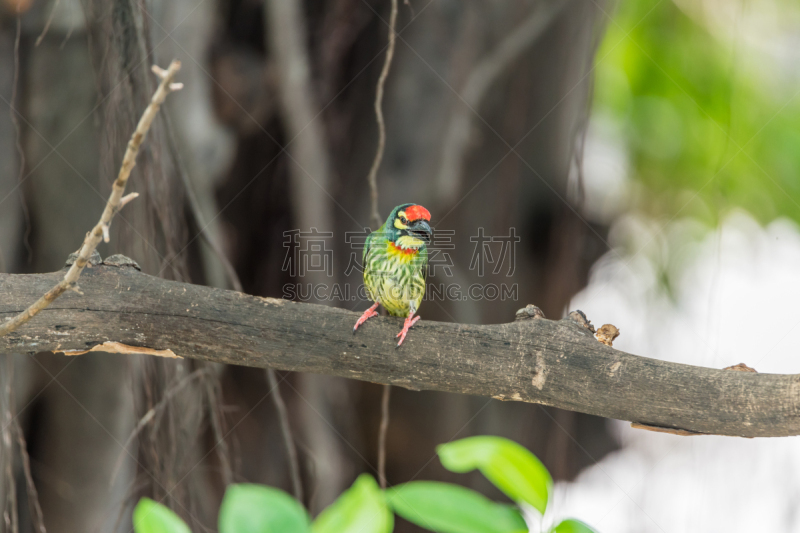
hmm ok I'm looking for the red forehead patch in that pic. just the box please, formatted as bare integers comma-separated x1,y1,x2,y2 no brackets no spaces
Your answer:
404,205,431,221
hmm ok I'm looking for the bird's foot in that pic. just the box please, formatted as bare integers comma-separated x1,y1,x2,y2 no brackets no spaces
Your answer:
353,303,380,333
396,315,421,347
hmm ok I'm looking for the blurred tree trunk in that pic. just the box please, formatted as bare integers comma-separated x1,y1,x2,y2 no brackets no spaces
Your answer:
82,0,235,529
213,2,618,528
0,0,620,530
1,1,137,531
1,0,229,529
0,26,23,276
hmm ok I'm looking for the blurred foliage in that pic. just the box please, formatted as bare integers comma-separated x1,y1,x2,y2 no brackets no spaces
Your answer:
313,474,393,533
387,482,528,533
133,436,596,533
550,520,597,533
436,436,553,515
218,484,311,533
133,498,191,533
595,0,800,226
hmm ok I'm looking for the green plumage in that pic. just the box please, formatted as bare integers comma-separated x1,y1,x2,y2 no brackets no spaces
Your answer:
363,205,429,317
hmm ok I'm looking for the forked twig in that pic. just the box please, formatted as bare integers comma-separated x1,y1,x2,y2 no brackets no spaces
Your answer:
0,60,183,337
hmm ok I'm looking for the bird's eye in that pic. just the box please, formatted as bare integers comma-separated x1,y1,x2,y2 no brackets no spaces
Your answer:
400,216,408,225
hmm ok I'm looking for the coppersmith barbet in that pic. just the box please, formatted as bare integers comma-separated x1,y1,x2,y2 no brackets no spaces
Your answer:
353,204,432,346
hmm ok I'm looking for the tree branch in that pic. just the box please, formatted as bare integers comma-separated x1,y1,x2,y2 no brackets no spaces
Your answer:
0,263,795,439
0,60,182,338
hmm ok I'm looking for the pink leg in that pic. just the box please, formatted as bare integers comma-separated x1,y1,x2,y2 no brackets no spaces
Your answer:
353,302,380,333
396,313,421,347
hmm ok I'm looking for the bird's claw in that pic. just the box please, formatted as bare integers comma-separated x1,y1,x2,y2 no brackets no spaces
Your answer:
353,309,379,333
396,316,421,347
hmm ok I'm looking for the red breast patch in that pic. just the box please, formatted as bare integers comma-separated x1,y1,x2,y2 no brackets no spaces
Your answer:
404,205,431,221
389,242,419,255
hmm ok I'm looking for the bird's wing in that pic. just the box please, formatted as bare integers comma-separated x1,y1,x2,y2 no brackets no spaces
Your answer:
363,228,376,267
420,245,428,284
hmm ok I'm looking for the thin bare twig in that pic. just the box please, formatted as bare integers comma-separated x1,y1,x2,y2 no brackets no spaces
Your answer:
204,373,234,487
110,368,210,487
13,420,45,533
377,383,391,489
366,0,398,229
0,60,183,338
3,357,18,533
163,113,241,293
34,0,63,46
367,0,400,491
11,14,32,266
265,369,303,502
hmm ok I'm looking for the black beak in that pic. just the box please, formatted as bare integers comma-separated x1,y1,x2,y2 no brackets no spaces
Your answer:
408,219,432,244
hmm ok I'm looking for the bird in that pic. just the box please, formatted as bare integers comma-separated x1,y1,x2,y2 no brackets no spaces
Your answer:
353,203,432,346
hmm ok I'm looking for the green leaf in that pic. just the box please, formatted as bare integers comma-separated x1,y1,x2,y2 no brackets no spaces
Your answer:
133,498,191,533
312,474,392,533
219,484,310,533
437,436,552,514
387,481,527,533
550,519,598,533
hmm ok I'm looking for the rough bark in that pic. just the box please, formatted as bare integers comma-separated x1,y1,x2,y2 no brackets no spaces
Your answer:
0,263,795,439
